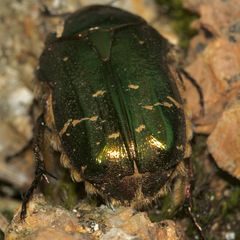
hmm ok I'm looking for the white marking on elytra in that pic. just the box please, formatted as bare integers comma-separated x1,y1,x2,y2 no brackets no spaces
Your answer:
89,26,100,31
135,124,146,133
60,116,98,136
166,96,181,108
148,135,166,150
162,102,173,108
142,105,154,110
108,132,120,139
63,56,69,62
128,84,139,90
154,101,173,108
59,119,72,136
92,90,106,97
72,116,98,126
176,145,184,151
89,116,98,121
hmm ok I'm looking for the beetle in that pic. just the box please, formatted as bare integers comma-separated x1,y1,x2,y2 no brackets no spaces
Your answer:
20,4,192,220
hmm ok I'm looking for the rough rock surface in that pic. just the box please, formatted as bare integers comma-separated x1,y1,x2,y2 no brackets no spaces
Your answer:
5,194,185,240
184,38,240,133
183,0,240,134
207,100,240,179
183,0,240,180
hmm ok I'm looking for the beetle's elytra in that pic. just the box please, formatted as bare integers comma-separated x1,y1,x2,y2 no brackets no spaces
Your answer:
22,5,190,217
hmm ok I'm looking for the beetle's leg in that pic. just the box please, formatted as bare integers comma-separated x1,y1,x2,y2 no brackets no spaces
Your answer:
105,198,116,212
185,189,205,240
178,68,205,116
20,114,56,220
184,158,205,240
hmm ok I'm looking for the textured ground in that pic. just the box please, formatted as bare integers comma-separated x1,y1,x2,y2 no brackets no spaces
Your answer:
0,0,240,239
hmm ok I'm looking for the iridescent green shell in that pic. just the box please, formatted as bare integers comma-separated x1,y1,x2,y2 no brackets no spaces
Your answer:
38,5,186,203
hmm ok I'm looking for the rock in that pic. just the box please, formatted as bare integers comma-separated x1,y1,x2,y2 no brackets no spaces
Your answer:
182,0,240,134
0,0,41,192
5,194,185,240
5,195,89,240
207,100,240,179
156,220,186,240
182,0,240,180
183,0,240,38
184,38,240,133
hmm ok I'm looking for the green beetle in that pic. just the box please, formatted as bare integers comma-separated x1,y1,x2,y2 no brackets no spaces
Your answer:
21,5,191,219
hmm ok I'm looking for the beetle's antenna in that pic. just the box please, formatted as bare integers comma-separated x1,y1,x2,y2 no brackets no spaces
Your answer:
106,201,116,212
186,204,205,240
178,68,205,116
184,158,206,240
185,192,206,240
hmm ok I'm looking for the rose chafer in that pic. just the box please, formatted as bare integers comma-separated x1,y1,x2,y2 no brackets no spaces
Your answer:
21,5,191,219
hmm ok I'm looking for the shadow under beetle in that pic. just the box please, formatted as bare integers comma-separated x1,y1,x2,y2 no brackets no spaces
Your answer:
21,5,194,223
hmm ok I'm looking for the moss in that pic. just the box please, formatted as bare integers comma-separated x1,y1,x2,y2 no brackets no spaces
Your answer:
44,181,80,209
155,0,198,49
220,186,240,225
148,194,179,222
42,167,80,210
1,209,14,222
0,232,4,240
185,135,240,239
149,132,240,239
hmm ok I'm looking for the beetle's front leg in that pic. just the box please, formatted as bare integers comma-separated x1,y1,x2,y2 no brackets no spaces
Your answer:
185,187,205,240
20,114,56,220
184,159,205,240
178,68,205,116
